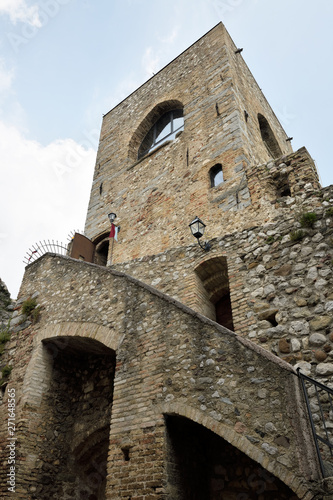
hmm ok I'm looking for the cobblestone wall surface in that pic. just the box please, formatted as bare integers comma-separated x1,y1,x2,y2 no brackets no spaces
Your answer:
0,254,322,498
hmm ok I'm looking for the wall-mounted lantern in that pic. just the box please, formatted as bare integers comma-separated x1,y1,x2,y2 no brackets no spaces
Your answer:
189,216,211,251
108,212,117,223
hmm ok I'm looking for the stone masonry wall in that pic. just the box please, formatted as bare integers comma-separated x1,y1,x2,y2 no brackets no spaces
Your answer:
114,172,331,382
0,254,322,499
223,25,292,166
84,23,292,264
110,174,333,468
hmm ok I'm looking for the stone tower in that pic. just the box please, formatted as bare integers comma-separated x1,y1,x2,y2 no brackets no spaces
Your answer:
1,22,333,500
85,22,296,263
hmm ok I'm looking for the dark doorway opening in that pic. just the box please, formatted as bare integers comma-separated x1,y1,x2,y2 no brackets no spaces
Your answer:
195,257,234,330
215,294,234,331
38,337,116,499
165,415,299,500
95,239,109,266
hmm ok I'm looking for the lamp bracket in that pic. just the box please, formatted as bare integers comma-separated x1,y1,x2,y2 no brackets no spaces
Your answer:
198,239,211,252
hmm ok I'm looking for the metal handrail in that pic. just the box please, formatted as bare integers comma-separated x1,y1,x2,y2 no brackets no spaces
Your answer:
297,368,333,477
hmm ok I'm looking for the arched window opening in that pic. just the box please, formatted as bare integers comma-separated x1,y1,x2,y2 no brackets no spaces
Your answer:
277,178,291,198
258,114,282,158
138,109,184,159
195,256,234,330
210,164,223,187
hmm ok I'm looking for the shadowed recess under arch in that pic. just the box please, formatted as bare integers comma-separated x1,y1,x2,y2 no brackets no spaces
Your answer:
165,414,300,499
194,256,234,330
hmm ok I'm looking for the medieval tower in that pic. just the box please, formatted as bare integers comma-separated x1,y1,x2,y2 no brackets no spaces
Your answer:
1,22,333,499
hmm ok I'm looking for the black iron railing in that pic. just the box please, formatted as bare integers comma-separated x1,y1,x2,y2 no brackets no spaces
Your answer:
297,368,333,477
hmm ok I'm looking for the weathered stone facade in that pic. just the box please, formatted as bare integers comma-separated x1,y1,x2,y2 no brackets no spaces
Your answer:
84,23,294,262
1,21,333,500
0,255,323,498
113,168,333,380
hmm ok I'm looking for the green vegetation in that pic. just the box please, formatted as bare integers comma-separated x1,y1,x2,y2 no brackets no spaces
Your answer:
21,297,41,324
32,306,41,324
299,212,317,228
290,229,305,242
325,207,333,217
0,323,11,356
265,235,275,244
22,297,37,316
1,365,12,379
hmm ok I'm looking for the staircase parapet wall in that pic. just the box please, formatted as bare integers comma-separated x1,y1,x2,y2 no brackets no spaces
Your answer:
0,253,323,498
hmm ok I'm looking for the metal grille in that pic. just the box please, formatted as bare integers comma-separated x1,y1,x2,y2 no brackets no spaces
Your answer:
298,368,333,477
23,240,68,265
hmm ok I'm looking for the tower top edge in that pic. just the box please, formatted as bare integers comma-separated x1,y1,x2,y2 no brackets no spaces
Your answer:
102,22,225,118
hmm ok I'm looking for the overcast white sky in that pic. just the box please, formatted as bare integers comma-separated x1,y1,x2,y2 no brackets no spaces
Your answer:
0,0,332,298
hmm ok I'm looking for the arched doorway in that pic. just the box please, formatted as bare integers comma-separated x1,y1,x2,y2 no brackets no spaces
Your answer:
165,415,299,499
194,256,234,330
36,336,116,499
93,232,111,267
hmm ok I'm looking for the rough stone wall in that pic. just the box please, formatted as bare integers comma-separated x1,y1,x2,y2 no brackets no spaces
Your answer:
0,279,12,400
113,176,333,382
84,22,293,264
0,255,322,498
0,279,11,327
223,26,291,166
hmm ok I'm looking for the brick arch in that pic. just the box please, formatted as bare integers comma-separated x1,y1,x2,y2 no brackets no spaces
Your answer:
193,254,234,330
19,322,117,499
35,321,121,350
22,321,122,407
128,99,184,160
194,255,230,302
160,401,307,499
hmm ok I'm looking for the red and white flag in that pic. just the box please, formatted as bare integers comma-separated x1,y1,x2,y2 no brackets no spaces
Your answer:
109,223,119,241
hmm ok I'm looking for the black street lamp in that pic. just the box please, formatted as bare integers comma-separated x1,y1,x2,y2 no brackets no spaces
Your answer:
189,216,211,251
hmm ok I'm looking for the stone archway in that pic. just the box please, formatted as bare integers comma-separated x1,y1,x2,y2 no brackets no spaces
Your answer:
18,322,121,500
160,402,313,499
165,414,300,500
93,232,111,267
194,256,234,330
39,336,115,499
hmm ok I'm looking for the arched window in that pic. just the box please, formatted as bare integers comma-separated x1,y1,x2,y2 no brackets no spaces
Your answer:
138,109,184,159
210,164,223,187
258,114,282,158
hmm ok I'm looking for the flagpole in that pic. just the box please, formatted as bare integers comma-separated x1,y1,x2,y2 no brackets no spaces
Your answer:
107,214,118,266
109,235,115,265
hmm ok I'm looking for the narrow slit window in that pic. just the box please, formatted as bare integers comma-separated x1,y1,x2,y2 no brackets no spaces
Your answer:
258,114,282,158
210,164,223,187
